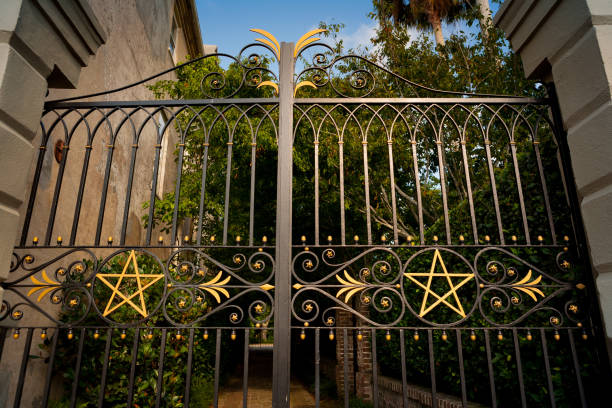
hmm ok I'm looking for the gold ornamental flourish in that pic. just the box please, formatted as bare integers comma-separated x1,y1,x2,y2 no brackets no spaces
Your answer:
404,250,474,318
28,270,60,302
335,270,366,303
510,270,544,301
250,29,280,59
198,271,231,303
97,250,164,317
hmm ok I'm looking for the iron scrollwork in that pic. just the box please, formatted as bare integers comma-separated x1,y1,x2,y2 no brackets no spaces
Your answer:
2,247,275,328
291,245,584,329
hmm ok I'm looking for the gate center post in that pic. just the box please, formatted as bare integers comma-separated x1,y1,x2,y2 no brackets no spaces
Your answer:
272,41,294,408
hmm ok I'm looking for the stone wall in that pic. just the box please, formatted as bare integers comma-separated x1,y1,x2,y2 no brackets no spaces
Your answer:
495,0,612,367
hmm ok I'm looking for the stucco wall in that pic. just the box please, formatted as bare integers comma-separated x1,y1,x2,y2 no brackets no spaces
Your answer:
0,1,203,405
495,0,612,367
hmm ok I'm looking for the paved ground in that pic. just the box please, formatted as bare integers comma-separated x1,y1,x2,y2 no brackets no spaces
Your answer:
217,349,339,408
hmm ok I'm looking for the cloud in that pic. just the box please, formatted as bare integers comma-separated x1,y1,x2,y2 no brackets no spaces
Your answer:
339,23,377,51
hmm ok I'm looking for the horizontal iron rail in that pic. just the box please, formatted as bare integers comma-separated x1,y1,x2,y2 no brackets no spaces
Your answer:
12,244,569,249
44,98,280,109
43,96,549,110
295,97,549,104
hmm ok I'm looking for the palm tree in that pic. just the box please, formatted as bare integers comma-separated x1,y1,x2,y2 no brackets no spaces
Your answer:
374,0,473,47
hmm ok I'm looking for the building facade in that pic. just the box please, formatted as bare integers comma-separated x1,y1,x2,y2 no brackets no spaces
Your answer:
0,1,210,405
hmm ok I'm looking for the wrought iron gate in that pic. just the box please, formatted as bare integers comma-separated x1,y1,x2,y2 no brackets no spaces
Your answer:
1,30,610,407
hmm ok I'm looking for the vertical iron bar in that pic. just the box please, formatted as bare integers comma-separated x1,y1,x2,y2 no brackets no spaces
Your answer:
339,139,346,245
387,141,399,243
126,328,141,407
222,136,234,245
484,329,497,408
249,137,257,246
0,327,7,361
460,141,478,242
146,143,163,245
399,329,408,408
314,140,320,245
411,142,424,244
120,144,140,245
427,330,437,408
69,144,93,245
13,328,33,408
484,142,505,244
171,142,186,244
372,329,379,408
69,328,86,408
512,328,527,408
196,136,211,245
20,140,47,245
44,144,70,245
436,141,452,244
539,329,556,408
509,144,531,244
315,328,320,408
213,329,222,407
243,328,250,408
533,143,557,244
343,328,349,408
362,141,372,244
155,329,167,408
94,145,116,245
568,329,587,407
185,328,195,408
272,41,294,408
42,327,60,408
98,328,113,408
456,329,468,408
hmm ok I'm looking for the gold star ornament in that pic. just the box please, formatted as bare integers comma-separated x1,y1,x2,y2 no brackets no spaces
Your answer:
96,251,164,318
404,249,474,318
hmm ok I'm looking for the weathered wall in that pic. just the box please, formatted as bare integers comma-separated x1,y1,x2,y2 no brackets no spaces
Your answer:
495,0,612,366
0,1,204,405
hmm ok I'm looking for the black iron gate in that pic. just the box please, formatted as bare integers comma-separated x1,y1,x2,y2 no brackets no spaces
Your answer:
1,30,610,407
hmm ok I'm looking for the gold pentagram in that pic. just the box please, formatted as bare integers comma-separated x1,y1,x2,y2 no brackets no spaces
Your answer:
97,250,164,317
404,249,474,318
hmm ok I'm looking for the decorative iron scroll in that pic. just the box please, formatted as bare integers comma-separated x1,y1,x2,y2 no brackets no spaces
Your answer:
2,248,275,328
291,244,586,329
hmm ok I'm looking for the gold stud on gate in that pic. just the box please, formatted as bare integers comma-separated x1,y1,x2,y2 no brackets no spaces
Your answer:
94,329,100,340
526,331,533,341
33,236,39,246
497,330,503,341
231,330,236,341
300,330,306,340
385,330,391,341
357,331,363,341
470,330,476,341
121,330,127,340
353,235,359,244
441,331,448,341
147,330,154,340
41,329,47,340
67,329,74,340
13,329,20,340
413,330,419,341
158,236,164,245
57,236,63,245
329,330,334,341
203,330,209,340
108,236,113,245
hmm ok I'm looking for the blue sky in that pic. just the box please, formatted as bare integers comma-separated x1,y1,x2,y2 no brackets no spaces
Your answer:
195,0,502,57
